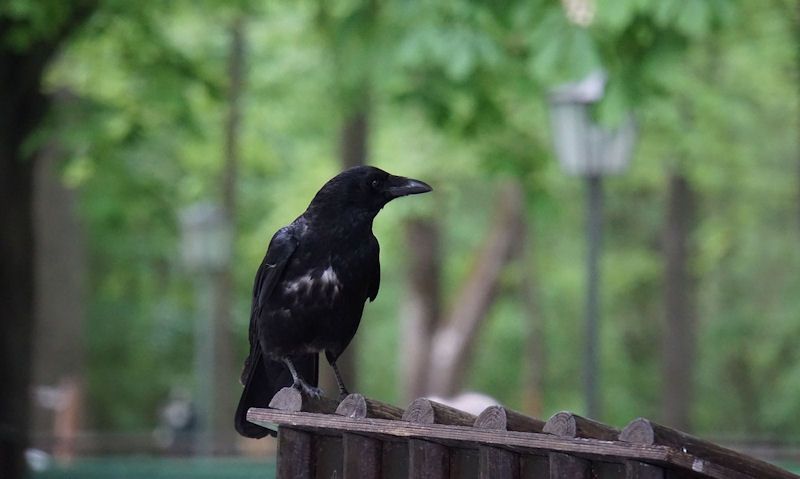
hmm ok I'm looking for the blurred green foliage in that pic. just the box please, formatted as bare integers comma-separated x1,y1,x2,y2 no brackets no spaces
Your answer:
20,0,799,440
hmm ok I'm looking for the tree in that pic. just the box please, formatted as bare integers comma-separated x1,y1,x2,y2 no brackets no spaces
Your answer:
0,2,97,476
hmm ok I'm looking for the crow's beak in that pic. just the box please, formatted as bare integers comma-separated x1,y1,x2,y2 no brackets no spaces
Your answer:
386,176,433,198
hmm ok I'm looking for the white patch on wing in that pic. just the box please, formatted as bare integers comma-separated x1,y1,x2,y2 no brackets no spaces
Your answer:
283,274,313,295
321,265,341,297
282,266,341,304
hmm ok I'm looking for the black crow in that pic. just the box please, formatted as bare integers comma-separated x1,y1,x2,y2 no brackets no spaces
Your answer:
235,165,432,438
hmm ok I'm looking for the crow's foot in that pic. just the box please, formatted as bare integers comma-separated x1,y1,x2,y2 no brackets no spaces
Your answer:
293,380,323,399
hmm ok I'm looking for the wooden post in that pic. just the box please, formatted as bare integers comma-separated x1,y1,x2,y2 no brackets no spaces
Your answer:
277,427,313,479
620,418,798,479
336,393,404,420
475,406,545,433
403,398,458,479
268,387,340,413
543,411,619,440
473,406,530,479
402,398,476,426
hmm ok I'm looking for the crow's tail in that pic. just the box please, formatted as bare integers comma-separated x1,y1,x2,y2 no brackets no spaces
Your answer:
234,350,318,438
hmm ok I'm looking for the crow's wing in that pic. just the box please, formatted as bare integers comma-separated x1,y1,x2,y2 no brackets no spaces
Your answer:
235,226,300,438
240,226,299,385
366,235,380,302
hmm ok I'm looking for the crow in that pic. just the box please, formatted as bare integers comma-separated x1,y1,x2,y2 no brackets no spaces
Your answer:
235,165,432,438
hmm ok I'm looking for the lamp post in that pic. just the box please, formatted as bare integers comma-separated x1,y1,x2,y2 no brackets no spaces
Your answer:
548,71,636,419
179,202,231,455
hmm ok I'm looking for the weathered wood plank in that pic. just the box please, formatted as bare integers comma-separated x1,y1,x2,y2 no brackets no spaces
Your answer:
313,435,342,479
402,398,476,426
382,440,409,479
408,439,449,479
480,446,519,479
451,447,480,479
336,393,404,420
277,427,313,479
549,452,590,479
475,406,545,433
625,460,666,479
268,387,340,413
247,408,760,479
620,418,797,479
520,455,549,478
543,411,619,440
593,461,626,478
343,433,381,479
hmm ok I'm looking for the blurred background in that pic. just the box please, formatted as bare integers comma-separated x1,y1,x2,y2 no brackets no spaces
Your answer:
2,0,799,477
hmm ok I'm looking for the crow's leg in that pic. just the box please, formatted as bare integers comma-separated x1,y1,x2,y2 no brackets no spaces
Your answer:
325,352,350,400
282,357,322,398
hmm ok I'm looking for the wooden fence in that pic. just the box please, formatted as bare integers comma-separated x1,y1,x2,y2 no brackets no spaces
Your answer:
247,388,798,479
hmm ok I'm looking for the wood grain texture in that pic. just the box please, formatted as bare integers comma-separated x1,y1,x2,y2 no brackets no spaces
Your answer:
625,460,666,479
409,439,449,479
543,411,619,440
549,452,590,479
247,408,759,479
268,387,340,413
620,418,797,479
336,393,404,420
480,446,519,479
343,433,381,479
277,427,313,479
475,405,545,433
402,398,476,426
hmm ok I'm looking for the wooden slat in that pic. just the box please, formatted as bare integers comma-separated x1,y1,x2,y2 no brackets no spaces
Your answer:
313,435,342,478
277,427,313,479
382,441,409,479
549,452,590,478
336,393,404,420
451,447,480,479
247,408,756,479
343,433,381,479
520,454,549,478
625,460,666,479
402,398,477,426
594,461,626,478
268,387,340,413
620,418,798,479
480,446,519,479
404,398,455,479
408,439,449,479
474,406,525,478
475,406,545,433
543,411,619,440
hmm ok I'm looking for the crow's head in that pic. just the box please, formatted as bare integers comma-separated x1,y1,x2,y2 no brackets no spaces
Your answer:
309,166,432,219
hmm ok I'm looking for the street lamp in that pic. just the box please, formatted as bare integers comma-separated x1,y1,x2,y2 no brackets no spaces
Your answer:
179,202,231,455
548,71,636,419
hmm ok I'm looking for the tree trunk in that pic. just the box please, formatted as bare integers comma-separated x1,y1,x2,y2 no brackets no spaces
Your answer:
1,6,96,475
401,217,442,402
211,16,245,453
519,215,545,418
31,107,87,453
661,173,698,431
426,182,525,397
1,47,53,479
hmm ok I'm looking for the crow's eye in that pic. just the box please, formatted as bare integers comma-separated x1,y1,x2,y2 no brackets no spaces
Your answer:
371,179,381,189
